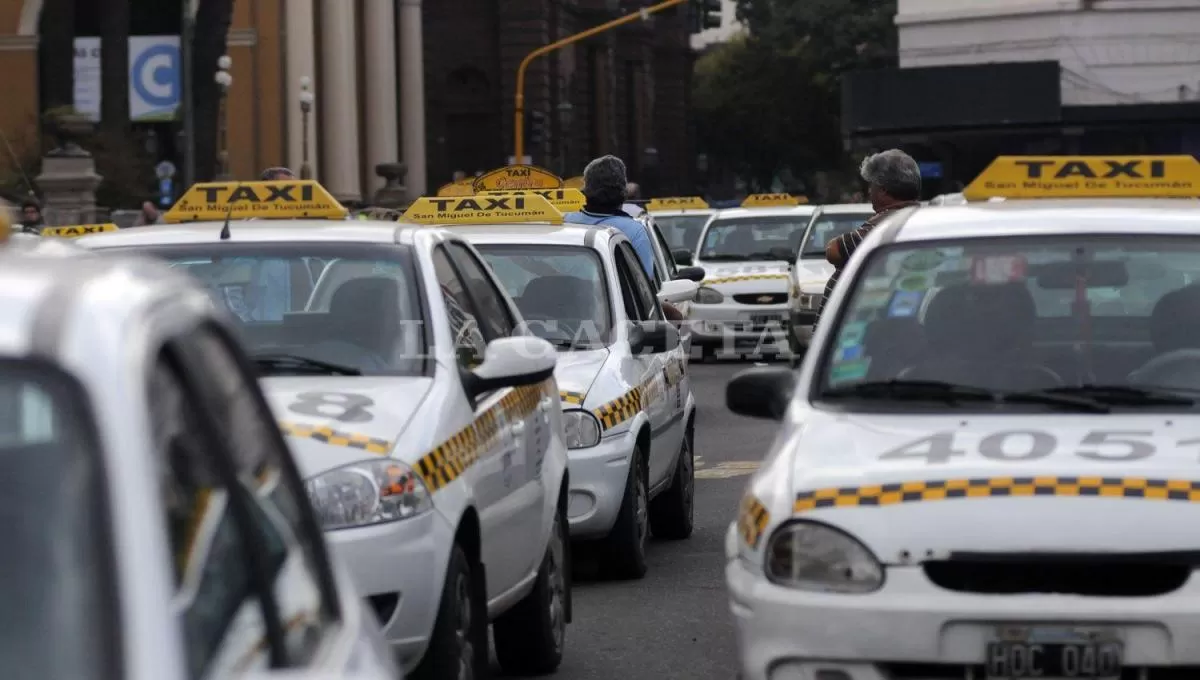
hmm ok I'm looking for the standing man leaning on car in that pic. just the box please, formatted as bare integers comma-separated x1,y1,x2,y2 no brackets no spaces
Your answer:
814,149,923,330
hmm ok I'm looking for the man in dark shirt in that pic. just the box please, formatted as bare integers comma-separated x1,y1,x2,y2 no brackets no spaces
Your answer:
814,149,923,329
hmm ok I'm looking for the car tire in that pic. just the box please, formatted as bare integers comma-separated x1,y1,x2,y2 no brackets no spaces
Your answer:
411,543,487,680
649,421,694,540
493,501,569,676
603,445,649,580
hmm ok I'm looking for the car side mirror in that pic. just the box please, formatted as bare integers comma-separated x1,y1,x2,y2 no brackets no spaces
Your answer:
463,336,556,399
726,367,795,420
673,266,705,283
671,248,693,266
657,278,698,304
629,320,680,354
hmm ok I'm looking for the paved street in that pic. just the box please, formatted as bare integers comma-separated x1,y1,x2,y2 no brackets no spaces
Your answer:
503,359,779,679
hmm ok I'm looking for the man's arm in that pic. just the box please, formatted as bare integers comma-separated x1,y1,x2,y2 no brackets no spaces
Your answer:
826,227,868,267
631,228,657,280
825,238,844,266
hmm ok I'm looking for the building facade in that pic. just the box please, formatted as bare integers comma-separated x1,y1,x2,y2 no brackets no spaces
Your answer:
0,0,695,205
842,0,1200,194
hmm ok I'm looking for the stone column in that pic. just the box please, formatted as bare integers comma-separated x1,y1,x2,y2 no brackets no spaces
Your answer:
399,0,428,198
320,0,363,202
363,0,400,196
285,0,318,178
36,115,103,226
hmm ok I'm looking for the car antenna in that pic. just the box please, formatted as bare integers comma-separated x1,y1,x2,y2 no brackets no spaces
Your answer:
219,182,244,241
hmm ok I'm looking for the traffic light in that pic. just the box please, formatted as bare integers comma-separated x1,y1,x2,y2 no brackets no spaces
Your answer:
693,0,721,31
528,110,548,146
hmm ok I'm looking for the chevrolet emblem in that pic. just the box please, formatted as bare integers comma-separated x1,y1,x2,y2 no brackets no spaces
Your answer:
756,295,774,303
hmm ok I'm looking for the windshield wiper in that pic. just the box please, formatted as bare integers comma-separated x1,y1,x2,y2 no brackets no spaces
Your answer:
1032,385,1195,407
821,379,1111,412
252,353,362,376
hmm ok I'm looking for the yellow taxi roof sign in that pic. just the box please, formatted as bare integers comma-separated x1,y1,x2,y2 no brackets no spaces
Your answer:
563,175,584,189
472,165,563,192
646,196,709,211
480,188,584,212
963,155,1200,201
164,180,347,223
399,194,563,226
435,179,476,197
41,223,119,238
741,193,802,207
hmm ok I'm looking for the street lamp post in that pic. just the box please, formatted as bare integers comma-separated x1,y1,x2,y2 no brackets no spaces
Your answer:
299,76,315,180
214,55,233,181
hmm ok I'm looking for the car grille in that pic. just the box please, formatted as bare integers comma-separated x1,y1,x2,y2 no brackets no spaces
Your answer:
881,663,1200,679
923,555,1190,597
733,292,787,305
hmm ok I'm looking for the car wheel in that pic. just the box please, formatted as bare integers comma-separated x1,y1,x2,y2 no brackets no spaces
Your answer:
650,422,694,540
603,445,649,580
494,500,569,675
411,543,487,680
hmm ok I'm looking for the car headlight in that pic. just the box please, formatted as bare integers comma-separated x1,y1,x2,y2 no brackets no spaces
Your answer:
765,521,884,593
563,409,601,449
695,286,724,304
305,459,432,531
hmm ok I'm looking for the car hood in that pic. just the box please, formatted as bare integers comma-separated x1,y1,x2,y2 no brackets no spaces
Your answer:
787,411,1200,560
263,375,434,477
554,348,609,407
697,261,791,292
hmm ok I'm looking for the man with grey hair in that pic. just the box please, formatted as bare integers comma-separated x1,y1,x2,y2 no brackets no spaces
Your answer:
813,149,922,328
563,155,657,279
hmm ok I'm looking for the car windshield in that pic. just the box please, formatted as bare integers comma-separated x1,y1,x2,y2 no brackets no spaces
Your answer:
699,215,810,261
654,214,709,251
0,363,119,680
816,236,1200,410
799,212,873,258
106,243,426,376
476,244,612,349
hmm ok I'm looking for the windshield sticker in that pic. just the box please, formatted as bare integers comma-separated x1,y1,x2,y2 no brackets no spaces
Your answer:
835,343,864,363
896,273,934,292
836,320,868,347
857,289,892,310
971,255,1028,284
887,290,924,317
900,250,946,272
830,358,870,384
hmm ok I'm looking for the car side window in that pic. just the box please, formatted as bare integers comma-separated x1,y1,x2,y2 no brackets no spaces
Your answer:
148,351,268,679
445,242,517,340
612,244,647,321
181,325,339,666
618,242,663,321
433,246,488,367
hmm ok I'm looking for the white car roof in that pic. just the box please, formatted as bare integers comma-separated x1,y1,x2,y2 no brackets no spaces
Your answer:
438,223,619,249
890,199,1200,243
650,209,715,217
813,203,873,215
710,206,816,220
73,219,424,247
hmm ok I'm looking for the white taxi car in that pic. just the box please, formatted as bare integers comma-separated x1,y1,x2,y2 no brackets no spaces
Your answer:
787,203,874,356
725,155,1200,680
76,181,571,680
692,195,815,360
646,196,715,257
0,251,399,680
402,194,699,580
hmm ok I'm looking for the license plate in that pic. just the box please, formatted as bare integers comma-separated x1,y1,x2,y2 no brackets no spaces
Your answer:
750,314,782,326
985,640,1123,679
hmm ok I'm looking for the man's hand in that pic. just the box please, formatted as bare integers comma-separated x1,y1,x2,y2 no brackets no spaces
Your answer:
662,302,684,324
825,238,844,266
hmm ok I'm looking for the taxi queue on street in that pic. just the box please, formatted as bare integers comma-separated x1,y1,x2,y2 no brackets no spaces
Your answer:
9,151,1200,680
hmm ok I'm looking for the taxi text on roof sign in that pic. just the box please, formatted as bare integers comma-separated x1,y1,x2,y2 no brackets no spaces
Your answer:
472,164,563,192
563,175,584,189
741,193,805,207
480,188,585,212
399,194,564,226
163,180,348,223
435,178,476,197
962,155,1200,201
42,223,119,237
646,196,709,211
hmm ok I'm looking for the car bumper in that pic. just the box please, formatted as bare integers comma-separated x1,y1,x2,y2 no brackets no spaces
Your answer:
565,430,636,539
326,509,455,671
690,304,789,349
726,538,1200,680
